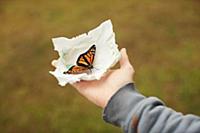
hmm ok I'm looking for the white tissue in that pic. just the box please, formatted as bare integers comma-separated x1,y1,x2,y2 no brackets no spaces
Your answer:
49,20,121,86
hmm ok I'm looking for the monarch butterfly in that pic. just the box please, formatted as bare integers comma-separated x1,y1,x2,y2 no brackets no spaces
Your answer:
63,45,96,74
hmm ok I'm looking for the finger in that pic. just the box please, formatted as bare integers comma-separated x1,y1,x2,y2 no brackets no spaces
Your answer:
71,81,85,94
72,80,92,89
71,80,84,88
51,60,57,67
71,82,79,88
119,48,132,68
101,69,115,79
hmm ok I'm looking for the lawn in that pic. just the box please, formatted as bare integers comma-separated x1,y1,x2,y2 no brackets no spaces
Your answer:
0,0,200,132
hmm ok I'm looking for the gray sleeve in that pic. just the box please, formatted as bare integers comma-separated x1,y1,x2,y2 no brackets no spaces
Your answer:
103,83,200,133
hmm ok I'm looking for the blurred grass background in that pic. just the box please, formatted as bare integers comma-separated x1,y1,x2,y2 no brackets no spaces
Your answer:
0,0,200,132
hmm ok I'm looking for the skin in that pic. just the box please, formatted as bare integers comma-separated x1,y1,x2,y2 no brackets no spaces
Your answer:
72,48,135,108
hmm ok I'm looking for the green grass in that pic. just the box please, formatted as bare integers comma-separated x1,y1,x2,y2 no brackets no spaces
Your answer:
0,0,200,132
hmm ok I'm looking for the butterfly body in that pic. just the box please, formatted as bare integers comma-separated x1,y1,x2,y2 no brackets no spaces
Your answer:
63,45,96,74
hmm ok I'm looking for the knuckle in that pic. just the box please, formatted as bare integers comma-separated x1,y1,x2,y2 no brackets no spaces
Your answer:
126,65,135,73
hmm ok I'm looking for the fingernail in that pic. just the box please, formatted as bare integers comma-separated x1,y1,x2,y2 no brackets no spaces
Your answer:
121,48,126,52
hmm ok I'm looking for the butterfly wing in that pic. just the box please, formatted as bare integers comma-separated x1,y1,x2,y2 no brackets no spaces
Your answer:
64,45,96,74
76,45,96,69
64,65,90,74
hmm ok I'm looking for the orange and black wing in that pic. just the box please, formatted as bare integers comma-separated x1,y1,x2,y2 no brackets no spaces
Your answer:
64,45,96,74
76,45,96,69
64,65,90,74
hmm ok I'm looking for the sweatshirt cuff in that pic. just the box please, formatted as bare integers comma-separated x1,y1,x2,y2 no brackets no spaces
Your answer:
102,83,145,127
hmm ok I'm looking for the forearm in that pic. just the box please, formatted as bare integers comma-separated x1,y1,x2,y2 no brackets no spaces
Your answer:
103,83,200,133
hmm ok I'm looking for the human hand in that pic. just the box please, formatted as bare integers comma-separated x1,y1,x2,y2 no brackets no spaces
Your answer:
72,48,135,108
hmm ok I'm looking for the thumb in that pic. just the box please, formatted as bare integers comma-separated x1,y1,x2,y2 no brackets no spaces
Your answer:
120,48,130,67
119,48,131,67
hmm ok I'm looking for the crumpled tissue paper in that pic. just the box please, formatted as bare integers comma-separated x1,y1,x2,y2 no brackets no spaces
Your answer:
49,20,121,86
